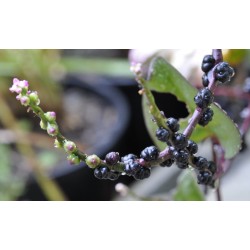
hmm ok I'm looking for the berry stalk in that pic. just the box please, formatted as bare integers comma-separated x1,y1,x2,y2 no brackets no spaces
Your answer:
183,49,223,138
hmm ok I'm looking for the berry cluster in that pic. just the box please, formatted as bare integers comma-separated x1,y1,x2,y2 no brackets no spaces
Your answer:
154,118,216,185
84,54,236,185
10,50,235,190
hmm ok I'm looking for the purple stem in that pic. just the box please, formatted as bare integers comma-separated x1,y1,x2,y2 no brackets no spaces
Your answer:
183,49,223,138
147,49,224,167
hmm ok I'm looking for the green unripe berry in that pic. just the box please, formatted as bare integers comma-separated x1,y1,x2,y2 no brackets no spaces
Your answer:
86,154,101,169
67,154,80,165
47,123,59,136
63,140,77,153
44,111,56,122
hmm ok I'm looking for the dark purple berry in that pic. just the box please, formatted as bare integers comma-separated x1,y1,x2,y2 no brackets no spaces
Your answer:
202,74,209,87
201,55,215,73
172,133,188,150
194,88,214,109
215,62,234,83
107,171,120,181
187,140,198,154
166,118,180,132
121,154,137,163
124,161,141,176
105,152,120,165
94,165,109,179
140,146,159,162
156,127,170,142
193,156,209,170
134,167,151,180
177,162,189,169
207,161,217,175
198,108,214,126
160,158,174,167
173,149,189,164
197,170,213,185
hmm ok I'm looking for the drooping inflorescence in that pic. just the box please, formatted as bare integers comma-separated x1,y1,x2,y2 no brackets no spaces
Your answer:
9,50,235,187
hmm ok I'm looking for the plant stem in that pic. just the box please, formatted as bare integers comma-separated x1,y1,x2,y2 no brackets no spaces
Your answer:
216,183,222,201
183,49,223,138
0,94,67,201
131,50,225,168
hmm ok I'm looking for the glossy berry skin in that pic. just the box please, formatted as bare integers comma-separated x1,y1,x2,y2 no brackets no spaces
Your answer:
193,156,209,170
201,55,216,73
121,154,137,163
207,161,217,175
173,149,189,164
124,161,141,176
134,167,151,180
172,133,188,150
177,162,189,169
105,152,120,165
166,118,180,132
156,127,170,142
107,171,120,181
187,140,198,154
94,165,110,179
140,146,159,162
160,158,174,167
194,88,214,109
215,62,234,83
202,74,209,87
198,108,214,126
197,170,213,185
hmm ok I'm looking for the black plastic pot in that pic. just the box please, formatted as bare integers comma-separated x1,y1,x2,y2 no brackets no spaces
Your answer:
19,75,131,201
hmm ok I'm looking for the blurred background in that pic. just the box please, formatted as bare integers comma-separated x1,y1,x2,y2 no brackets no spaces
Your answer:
0,49,249,201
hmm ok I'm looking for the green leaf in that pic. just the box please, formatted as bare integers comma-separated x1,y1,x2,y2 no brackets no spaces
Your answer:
173,170,205,201
142,57,242,159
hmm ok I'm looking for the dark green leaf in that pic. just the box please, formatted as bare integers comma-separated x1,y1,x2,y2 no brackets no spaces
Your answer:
173,170,205,201
142,57,241,159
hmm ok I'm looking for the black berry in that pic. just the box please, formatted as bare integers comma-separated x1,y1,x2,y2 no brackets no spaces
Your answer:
134,167,151,180
194,88,214,109
173,149,189,164
160,158,174,167
172,133,188,150
94,165,110,179
140,146,159,162
193,156,209,170
156,127,170,142
121,154,137,163
177,162,189,169
202,74,209,87
215,62,234,83
166,118,180,132
207,161,217,175
198,108,214,126
105,152,120,165
197,170,213,185
201,55,215,73
187,140,198,154
124,161,141,176
168,146,177,159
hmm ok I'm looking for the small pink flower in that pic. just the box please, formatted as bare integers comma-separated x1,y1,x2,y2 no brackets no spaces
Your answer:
9,78,29,94
20,96,30,106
